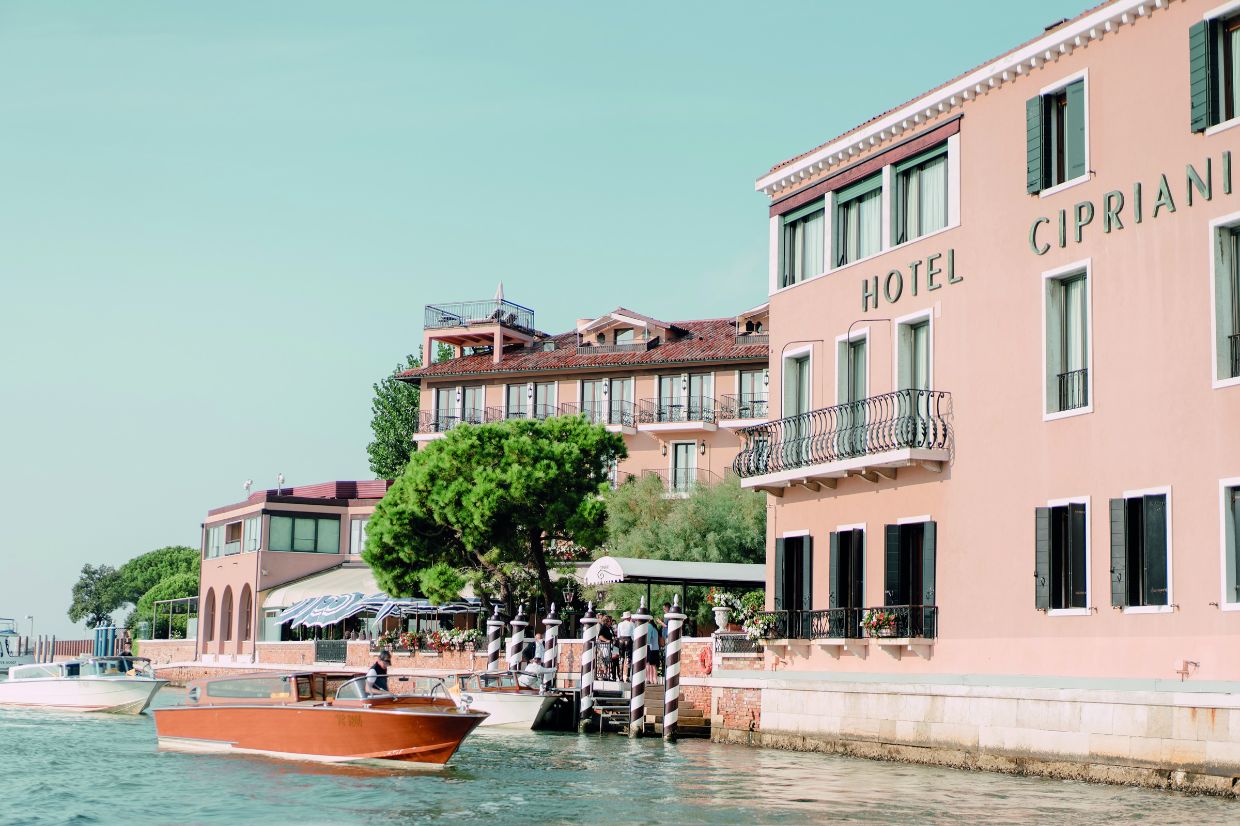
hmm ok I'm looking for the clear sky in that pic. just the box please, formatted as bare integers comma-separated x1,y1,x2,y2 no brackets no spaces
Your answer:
0,0,1088,637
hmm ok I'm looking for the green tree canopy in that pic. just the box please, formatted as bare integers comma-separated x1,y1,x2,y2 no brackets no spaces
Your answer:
68,564,122,628
417,562,466,605
367,352,423,480
114,546,199,607
603,473,766,564
133,571,200,638
364,415,627,608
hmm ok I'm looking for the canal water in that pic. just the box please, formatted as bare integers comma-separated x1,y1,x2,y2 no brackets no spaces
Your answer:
1,689,1235,825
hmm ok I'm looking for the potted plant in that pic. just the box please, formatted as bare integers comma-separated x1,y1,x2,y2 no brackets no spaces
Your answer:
861,609,898,638
707,588,735,630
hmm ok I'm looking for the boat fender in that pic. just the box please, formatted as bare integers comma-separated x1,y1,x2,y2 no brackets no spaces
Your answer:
699,647,713,674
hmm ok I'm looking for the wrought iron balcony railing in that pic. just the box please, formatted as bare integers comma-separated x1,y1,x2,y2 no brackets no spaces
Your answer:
713,633,763,655
732,389,952,478
423,299,535,332
720,393,769,420
314,639,348,663
417,408,488,434
1229,332,1240,379
1057,368,1089,411
640,467,724,495
559,400,636,428
864,605,938,639
637,396,718,425
755,606,936,640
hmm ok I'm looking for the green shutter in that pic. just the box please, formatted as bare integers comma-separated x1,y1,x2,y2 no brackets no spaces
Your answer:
884,524,902,606
921,521,936,606
802,536,814,614
828,531,840,609
1065,80,1086,181
1026,95,1045,194
1229,488,1240,603
1189,20,1215,133
849,530,865,609
1143,494,1169,606
773,538,786,611
1035,508,1051,610
1069,503,1088,608
1109,498,1128,608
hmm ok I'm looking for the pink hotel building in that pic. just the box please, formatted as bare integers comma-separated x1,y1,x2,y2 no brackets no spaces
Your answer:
713,0,1240,791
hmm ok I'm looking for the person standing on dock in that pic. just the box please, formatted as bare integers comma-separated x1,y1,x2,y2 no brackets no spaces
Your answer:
646,617,661,684
617,611,633,681
596,615,615,680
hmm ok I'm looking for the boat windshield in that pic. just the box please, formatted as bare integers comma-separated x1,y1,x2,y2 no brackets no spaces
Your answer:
85,658,154,678
335,674,450,701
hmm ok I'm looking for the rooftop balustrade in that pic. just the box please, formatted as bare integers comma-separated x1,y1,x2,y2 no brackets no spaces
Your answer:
423,299,535,332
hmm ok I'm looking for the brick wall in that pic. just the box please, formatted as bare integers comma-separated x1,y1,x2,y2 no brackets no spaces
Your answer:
256,642,314,664
717,686,761,732
137,640,197,665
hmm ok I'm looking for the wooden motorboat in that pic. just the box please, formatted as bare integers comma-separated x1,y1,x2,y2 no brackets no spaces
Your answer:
452,671,559,729
153,671,487,767
0,656,166,714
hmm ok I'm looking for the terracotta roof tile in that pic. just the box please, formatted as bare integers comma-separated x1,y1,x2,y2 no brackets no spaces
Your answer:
401,318,767,381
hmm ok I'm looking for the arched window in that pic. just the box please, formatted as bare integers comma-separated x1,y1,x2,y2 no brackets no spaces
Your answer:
220,586,234,643
203,589,216,643
239,585,253,643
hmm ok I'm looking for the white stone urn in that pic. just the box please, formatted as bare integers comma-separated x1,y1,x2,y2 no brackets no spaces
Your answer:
712,606,731,629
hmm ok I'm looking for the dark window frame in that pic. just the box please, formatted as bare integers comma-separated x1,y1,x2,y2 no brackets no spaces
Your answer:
267,512,342,554
1049,502,1088,610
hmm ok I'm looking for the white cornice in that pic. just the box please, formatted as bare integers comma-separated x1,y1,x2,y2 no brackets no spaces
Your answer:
756,0,1170,196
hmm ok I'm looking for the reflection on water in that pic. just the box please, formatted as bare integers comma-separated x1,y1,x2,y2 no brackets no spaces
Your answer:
0,688,1233,825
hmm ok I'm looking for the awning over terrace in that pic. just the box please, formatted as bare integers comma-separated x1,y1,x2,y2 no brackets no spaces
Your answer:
263,564,480,628
583,556,764,588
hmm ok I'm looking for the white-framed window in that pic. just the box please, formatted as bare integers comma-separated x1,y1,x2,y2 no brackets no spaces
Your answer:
1112,486,1173,613
1192,4,1240,135
668,440,698,495
1028,71,1089,197
504,384,525,418
892,144,949,245
350,517,370,556
243,515,262,553
782,347,812,417
894,310,933,392
1211,211,1240,387
205,525,222,559
833,175,883,267
223,521,242,555
434,386,457,431
1042,259,1092,420
834,328,869,405
1035,497,1091,616
1221,477,1240,609
779,199,825,288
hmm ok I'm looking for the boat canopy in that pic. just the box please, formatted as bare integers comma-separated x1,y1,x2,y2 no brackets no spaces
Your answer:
582,555,765,587
264,564,480,628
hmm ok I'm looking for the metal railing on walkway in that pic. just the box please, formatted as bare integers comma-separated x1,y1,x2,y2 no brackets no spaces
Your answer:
732,389,952,478
754,605,937,640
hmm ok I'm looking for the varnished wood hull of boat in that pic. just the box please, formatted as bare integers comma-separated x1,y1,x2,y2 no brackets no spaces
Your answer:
153,704,486,766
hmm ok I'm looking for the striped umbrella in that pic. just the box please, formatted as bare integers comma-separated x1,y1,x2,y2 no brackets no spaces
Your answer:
486,605,505,673
578,603,598,731
663,594,687,741
542,603,560,691
629,597,652,738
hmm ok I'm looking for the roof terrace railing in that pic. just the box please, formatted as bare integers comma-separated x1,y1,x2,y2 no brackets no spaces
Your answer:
732,389,952,478
423,299,535,332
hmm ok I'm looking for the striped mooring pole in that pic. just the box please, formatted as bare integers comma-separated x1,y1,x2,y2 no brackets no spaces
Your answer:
663,594,687,741
629,597,652,738
507,604,527,672
486,605,505,673
578,602,598,731
542,603,561,691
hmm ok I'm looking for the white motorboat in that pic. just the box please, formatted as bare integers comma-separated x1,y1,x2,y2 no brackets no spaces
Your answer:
0,655,167,714
451,671,559,729
0,619,33,671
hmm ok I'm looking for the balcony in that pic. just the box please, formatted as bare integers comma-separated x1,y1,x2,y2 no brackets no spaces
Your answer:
487,404,560,422
575,338,658,356
412,408,487,441
636,396,718,432
718,393,769,425
1056,368,1088,411
559,400,637,434
638,467,726,496
732,389,951,494
757,605,937,659
734,333,769,347
423,299,535,333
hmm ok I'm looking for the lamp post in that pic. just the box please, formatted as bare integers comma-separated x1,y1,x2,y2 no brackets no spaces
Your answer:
25,615,33,639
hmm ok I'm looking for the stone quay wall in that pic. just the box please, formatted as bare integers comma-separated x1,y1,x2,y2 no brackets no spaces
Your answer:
705,673,1240,797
